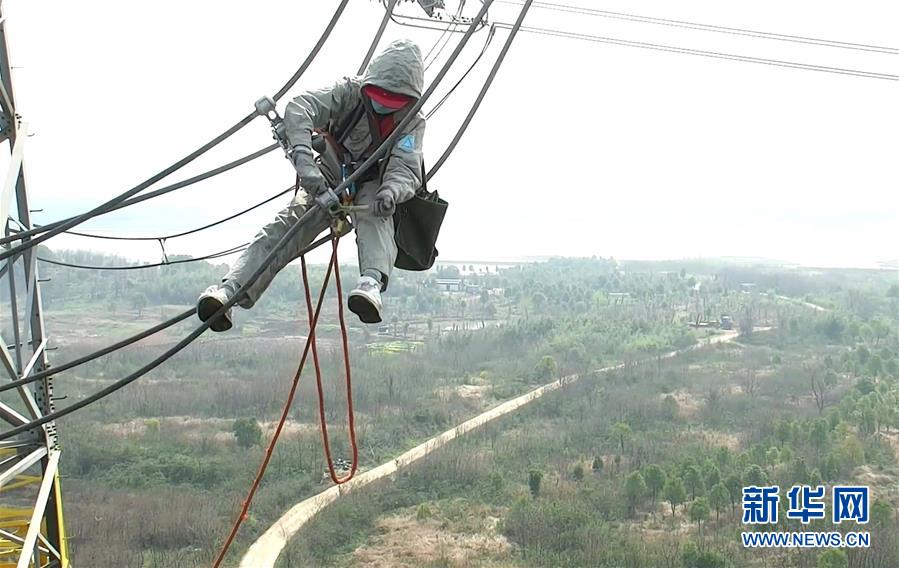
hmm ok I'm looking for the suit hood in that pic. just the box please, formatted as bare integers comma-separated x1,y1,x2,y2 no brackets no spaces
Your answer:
361,39,424,100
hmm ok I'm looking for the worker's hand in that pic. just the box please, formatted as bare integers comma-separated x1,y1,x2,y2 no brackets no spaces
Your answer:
371,189,396,217
291,148,327,196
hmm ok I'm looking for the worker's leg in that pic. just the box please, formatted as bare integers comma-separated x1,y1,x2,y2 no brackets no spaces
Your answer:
346,182,397,324
198,191,330,331
225,192,330,308
352,181,397,288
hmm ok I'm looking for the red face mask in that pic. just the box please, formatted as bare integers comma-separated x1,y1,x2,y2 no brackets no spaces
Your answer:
362,85,414,137
362,85,413,112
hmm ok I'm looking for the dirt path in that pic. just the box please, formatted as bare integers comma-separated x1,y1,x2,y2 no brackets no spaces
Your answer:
773,294,828,312
239,330,739,568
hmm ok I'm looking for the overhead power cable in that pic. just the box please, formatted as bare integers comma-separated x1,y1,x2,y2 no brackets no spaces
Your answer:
424,1,467,72
52,0,394,247
497,0,899,55
0,144,279,246
428,1,533,180
273,0,351,101
0,114,244,260
0,234,330,443
425,22,459,72
0,309,195,396
358,0,398,74
11,0,383,250
0,0,349,261
423,7,458,63
38,242,248,271
63,186,293,242
427,24,497,119
0,0,497,443
499,24,899,82
385,0,489,34
425,22,456,73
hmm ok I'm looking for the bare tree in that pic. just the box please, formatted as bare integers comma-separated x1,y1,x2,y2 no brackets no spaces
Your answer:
740,367,760,397
808,364,837,414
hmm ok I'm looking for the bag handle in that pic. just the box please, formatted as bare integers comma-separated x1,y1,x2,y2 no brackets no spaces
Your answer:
418,160,428,196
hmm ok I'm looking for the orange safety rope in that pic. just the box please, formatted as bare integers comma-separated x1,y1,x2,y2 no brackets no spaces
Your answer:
302,247,359,484
211,235,358,567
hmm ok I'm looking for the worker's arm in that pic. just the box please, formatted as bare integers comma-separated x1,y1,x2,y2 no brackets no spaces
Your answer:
284,78,356,155
379,116,426,204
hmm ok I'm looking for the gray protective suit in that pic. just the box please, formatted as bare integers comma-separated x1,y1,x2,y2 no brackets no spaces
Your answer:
224,40,426,308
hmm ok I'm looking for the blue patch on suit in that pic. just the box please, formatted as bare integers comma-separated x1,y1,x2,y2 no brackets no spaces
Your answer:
398,134,416,152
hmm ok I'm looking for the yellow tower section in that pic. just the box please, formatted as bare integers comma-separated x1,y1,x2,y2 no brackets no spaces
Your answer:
0,10,70,568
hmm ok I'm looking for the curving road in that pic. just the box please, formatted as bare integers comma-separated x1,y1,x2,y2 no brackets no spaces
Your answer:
239,330,740,567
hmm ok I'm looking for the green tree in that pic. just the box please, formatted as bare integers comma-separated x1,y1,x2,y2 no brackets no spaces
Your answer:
808,468,823,487
689,497,710,535
821,453,841,481
664,477,687,516
856,345,871,365
743,464,768,487
724,473,742,513
232,418,262,450
416,503,432,520
572,463,585,482
704,464,721,488
708,483,729,522
662,395,679,421
870,498,893,527
855,377,876,395
528,469,543,498
612,421,632,453
779,446,793,463
816,549,848,568
643,464,667,504
820,316,845,341
684,465,705,500
790,458,810,485
714,447,731,469
775,419,793,447
809,418,829,455
144,418,160,436
131,292,149,318
624,472,647,515
866,355,883,377
682,542,724,568
888,283,899,299
535,355,557,380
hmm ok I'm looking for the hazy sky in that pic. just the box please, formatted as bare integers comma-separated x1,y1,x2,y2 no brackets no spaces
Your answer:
4,0,898,268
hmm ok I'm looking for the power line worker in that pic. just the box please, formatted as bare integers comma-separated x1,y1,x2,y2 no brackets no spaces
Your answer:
196,40,425,331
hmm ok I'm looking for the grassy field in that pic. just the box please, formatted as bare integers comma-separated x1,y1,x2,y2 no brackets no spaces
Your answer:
278,328,899,568
3,254,896,567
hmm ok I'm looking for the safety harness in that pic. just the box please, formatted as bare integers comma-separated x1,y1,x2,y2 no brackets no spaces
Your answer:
313,91,415,195
315,90,448,271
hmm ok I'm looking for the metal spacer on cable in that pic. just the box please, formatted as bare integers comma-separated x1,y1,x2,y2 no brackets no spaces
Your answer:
254,96,277,118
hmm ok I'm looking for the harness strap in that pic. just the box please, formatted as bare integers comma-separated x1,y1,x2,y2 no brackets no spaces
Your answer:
334,101,365,146
325,92,419,193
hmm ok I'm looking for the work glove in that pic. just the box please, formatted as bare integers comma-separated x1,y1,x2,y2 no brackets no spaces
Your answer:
291,148,328,196
371,188,396,218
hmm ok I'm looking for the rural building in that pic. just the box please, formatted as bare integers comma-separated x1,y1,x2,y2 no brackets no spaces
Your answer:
435,278,463,292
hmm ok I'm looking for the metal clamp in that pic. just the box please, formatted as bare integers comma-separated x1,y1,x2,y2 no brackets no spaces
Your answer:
254,96,276,117
254,96,291,154
257,96,347,221
314,188,341,214
331,216,353,237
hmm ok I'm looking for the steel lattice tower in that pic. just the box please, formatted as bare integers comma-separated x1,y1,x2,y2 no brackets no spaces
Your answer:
0,9,69,568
